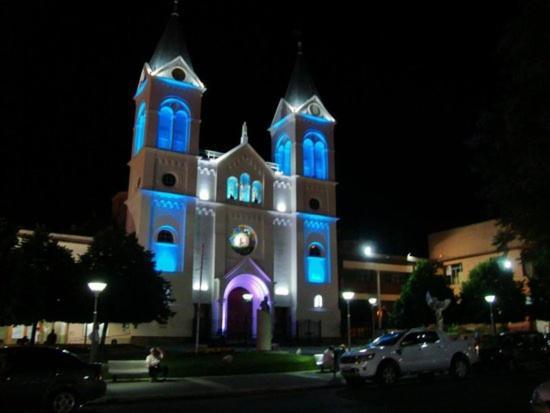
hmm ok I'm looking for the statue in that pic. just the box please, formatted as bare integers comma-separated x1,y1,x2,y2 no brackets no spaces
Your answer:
260,296,270,313
426,291,451,331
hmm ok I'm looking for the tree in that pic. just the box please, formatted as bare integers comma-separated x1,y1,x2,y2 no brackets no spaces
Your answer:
9,227,80,343
390,260,456,328
79,228,174,335
472,0,550,319
459,258,526,325
0,218,19,325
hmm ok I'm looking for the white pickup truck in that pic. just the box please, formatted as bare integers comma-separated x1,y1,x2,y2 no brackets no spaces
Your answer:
339,328,478,386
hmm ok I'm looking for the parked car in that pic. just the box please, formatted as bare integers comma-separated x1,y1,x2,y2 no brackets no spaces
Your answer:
339,328,478,386
531,380,550,413
0,346,106,412
477,331,550,371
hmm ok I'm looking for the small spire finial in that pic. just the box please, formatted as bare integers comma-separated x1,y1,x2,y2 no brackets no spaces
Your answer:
172,0,180,16
241,122,248,144
297,41,303,56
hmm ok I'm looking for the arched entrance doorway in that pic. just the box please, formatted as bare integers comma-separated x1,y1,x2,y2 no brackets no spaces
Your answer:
221,273,271,338
226,287,252,340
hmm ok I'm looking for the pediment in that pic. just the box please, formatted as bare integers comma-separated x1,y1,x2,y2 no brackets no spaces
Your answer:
150,56,205,92
224,257,272,285
215,143,275,178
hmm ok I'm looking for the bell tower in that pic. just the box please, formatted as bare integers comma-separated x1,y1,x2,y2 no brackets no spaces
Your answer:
126,3,203,277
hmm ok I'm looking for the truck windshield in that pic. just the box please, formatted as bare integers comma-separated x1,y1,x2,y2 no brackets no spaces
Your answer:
371,332,404,347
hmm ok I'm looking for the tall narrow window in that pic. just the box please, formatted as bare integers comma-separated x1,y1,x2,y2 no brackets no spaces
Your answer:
172,110,188,152
157,98,190,153
275,136,292,176
303,139,314,177
157,106,173,150
314,141,327,179
134,102,147,155
227,176,239,200
239,173,251,202
251,181,263,204
314,295,323,308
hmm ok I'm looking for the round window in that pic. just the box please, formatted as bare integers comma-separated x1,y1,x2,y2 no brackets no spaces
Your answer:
171,67,186,81
162,173,176,187
228,225,257,256
308,103,321,116
309,198,320,210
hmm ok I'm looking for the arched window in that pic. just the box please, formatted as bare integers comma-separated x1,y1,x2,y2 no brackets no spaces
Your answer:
239,173,251,202
314,295,323,308
157,98,190,153
309,243,324,257
303,138,314,177
133,102,147,155
303,131,328,180
251,181,263,204
274,136,292,176
157,106,173,150
314,141,327,179
157,229,175,244
172,110,188,152
227,176,239,200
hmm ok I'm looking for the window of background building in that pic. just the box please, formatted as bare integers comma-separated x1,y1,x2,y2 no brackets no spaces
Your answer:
447,263,462,285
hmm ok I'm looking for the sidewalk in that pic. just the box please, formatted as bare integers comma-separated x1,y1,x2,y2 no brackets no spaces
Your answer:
93,370,345,405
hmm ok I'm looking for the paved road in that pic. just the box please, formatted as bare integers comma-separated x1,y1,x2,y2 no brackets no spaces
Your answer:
81,369,548,413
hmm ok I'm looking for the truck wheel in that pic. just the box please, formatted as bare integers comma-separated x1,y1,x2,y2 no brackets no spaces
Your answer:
376,361,398,386
450,355,470,379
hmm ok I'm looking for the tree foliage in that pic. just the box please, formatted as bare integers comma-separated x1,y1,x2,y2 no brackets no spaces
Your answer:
0,218,19,325
460,258,526,324
79,228,174,325
390,260,456,328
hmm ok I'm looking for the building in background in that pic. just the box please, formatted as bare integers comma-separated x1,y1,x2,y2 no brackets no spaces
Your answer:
428,219,526,294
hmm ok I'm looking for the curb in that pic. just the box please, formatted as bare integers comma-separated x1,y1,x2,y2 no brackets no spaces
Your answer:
91,380,345,405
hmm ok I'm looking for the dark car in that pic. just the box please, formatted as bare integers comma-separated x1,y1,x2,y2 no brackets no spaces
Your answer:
0,346,106,412
477,331,550,371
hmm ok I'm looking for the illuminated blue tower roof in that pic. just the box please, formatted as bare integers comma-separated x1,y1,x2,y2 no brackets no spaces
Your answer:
150,3,193,71
284,42,319,108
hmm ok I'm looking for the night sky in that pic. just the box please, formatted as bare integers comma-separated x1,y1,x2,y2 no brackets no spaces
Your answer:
0,1,522,256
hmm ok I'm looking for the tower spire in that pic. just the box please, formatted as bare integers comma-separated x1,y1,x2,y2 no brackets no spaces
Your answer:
172,0,180,16
240,122,249,144
284,41,318,108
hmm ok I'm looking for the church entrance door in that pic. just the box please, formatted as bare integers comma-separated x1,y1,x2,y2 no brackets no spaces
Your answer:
226,287,253,340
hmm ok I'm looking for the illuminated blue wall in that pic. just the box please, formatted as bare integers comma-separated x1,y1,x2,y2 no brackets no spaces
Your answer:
147,190,191,273
302,214,335,284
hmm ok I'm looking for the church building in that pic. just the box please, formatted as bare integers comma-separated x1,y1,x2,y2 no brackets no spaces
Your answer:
124,8,340,341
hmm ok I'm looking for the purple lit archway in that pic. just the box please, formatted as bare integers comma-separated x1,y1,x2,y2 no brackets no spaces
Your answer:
221,274,271,337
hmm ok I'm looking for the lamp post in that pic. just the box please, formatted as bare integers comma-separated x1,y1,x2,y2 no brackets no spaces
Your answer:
242,293,253,349
368,297,378,339
87,281,107,364
484,294,496,336
342,291,355,349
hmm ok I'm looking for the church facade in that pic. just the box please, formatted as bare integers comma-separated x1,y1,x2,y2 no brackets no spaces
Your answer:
125,10,340,341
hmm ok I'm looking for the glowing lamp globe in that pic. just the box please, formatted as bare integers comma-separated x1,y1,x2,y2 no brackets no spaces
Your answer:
363,245,374,257
88,282,107,293
368,297,378,306
484,295,496,304
342,291,355,301
242,293,253,302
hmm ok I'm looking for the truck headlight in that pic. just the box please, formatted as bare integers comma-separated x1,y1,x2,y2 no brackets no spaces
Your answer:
360,353,375,362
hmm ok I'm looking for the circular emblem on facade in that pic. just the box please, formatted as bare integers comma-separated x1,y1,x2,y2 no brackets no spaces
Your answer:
309,198,321,211
308,103,321,116
229,225,257,256
171,67,187,81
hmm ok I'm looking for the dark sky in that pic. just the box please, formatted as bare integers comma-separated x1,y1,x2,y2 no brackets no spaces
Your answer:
0,1,521,256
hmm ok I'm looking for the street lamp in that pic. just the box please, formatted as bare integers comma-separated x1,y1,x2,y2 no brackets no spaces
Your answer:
342,291,355,349
362,245,374,257
242,293,253,348
484,294,497,336
368,297,378,339
87,281,107,363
